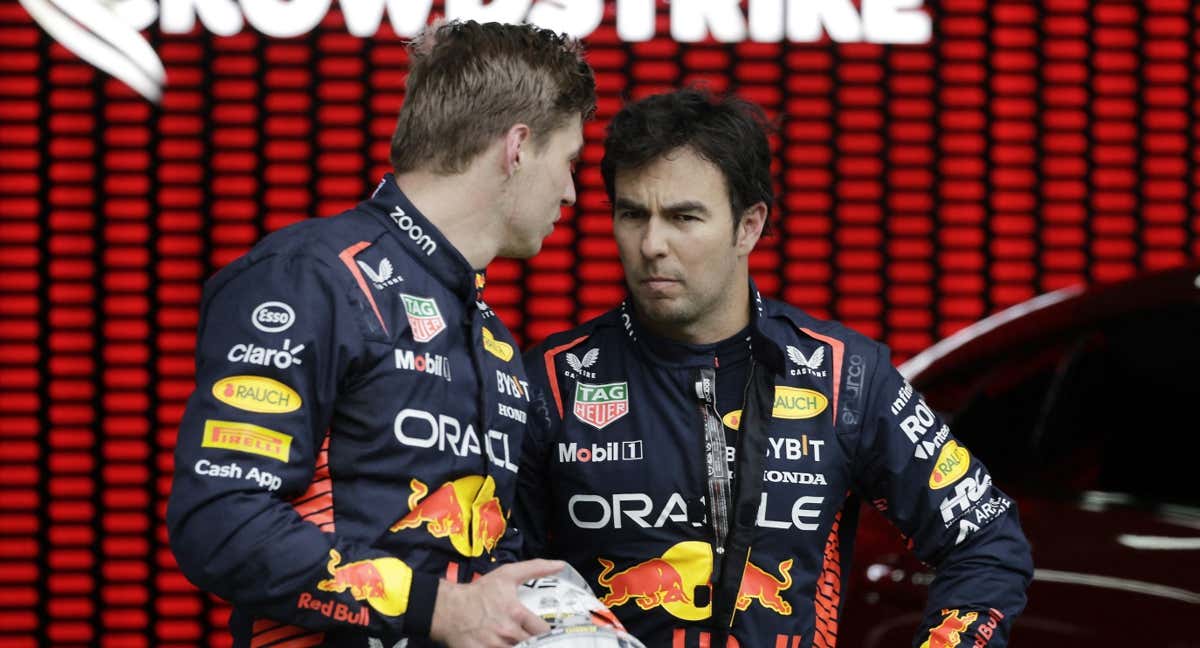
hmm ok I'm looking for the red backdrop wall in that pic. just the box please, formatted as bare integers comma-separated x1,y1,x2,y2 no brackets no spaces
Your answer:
1,1,1198,645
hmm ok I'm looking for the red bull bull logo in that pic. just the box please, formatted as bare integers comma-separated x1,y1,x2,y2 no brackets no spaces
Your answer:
389,475,507,557
735,558,793,615
315,548,414,617
598,557,691,610
390,479,466,537
595,541,712,621
474,496,506,555
920,609,979,648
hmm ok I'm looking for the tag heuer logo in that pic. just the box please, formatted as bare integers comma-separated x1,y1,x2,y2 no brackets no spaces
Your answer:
400,294,446,343
573,381,629,430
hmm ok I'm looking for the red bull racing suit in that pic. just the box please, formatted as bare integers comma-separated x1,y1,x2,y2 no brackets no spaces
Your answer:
167,175,529,647
516,287,1033,648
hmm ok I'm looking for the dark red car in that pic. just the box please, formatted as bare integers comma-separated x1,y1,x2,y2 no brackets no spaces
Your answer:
839,264,1200,647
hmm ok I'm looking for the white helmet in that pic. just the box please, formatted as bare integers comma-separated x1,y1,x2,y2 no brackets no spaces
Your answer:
516,565,647,648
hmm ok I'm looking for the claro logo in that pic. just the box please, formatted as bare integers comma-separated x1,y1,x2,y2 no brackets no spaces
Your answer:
19,1,930,103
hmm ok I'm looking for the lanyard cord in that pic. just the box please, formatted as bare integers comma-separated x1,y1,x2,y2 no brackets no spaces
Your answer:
695,367,732,569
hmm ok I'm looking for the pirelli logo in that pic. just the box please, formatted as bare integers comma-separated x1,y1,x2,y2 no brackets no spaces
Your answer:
202,419,293,463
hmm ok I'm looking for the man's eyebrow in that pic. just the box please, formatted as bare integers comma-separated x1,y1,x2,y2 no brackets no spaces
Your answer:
661,200,710,216
612,198,712,215
613,197,646,212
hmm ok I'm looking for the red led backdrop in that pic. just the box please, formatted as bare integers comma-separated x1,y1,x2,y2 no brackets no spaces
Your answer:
1,1,1199,646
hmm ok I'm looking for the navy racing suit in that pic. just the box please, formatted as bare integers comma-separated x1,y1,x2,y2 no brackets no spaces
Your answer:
167,175,531,647
516,287,1033,648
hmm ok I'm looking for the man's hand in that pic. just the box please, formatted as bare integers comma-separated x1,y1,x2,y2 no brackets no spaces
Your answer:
430,559,563,648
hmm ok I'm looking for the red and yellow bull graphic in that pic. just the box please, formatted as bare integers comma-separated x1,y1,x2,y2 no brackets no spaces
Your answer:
314,548,413,617
594,544,799,623
596,541,712,621
389,475,507,557
930,441,971,490
722,410,742,430
735,558,794,615
920,609,979,648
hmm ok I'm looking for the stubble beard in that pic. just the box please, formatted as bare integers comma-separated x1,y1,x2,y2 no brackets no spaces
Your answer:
632,290,702,332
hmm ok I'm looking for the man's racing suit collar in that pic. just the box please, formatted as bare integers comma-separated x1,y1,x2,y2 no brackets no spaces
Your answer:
365,174,485,304
619,280,787,374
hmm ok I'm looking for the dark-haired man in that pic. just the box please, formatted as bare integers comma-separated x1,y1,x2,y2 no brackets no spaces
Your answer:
168,21,595,648
516,88,1032,648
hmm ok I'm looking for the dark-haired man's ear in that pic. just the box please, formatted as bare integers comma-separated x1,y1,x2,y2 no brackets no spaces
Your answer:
503,123,531,176
735,202,767,254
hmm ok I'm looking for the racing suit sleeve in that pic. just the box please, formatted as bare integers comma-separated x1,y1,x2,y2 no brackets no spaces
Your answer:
512,351,561,560
852,345,1033,648
166,250,439,637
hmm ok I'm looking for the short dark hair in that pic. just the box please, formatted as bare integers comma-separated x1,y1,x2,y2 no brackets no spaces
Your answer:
391,20,597,175
601,88,774,235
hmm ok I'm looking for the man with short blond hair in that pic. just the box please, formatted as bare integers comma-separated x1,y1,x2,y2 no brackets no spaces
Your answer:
168,20,595,648
392,20,594,177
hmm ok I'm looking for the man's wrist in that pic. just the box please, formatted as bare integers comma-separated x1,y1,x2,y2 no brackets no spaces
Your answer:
428,578,465,642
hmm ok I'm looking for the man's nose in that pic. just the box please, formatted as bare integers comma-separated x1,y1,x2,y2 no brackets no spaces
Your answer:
561,177,577,206
640,216,669,259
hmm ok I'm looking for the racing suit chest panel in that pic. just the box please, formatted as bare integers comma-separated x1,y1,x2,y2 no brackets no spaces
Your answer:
550,351,709,544
318,215,528,567
536,318,858,647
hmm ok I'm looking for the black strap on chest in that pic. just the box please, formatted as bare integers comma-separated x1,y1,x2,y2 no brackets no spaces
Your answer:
695,366,733,555
702,360,774,643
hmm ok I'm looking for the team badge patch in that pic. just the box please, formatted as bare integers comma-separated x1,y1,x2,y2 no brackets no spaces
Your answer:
929,440,971,489
573,381,629,429
481,327,513,361
401,294,446,343
202,419,293,462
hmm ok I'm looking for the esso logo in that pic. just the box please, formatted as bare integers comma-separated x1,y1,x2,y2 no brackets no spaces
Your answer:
251,301,295,333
